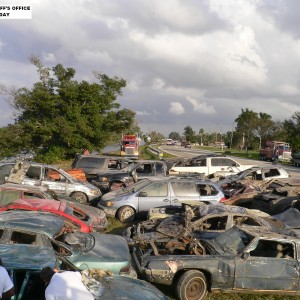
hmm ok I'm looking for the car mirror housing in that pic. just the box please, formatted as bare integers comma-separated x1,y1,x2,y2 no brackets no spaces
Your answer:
139,191,147,197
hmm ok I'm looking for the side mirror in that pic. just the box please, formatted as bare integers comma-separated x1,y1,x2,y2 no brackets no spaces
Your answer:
139,191,147,197
242,252,250,260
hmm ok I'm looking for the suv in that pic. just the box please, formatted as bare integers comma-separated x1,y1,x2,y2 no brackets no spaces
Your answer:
89,160,168,193
0,161,101,203
71,154,131,177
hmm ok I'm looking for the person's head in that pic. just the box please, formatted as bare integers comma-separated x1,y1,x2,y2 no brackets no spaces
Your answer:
40,267,55,284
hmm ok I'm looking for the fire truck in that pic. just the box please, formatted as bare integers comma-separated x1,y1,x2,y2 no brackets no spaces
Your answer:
259,141,292,162
120,135,139,159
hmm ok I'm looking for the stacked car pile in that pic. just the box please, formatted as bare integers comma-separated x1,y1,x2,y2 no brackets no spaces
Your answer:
0,159,167,299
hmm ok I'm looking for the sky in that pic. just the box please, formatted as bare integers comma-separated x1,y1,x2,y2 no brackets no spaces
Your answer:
1,0,300,136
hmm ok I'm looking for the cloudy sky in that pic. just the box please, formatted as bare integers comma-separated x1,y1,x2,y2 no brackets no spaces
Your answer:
1,0,300,136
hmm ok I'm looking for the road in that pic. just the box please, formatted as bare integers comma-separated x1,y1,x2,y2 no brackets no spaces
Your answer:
159,145,300,178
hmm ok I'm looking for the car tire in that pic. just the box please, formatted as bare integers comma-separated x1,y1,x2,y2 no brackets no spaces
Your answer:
176,270,207,300
71,192,88,204
117,206,135,222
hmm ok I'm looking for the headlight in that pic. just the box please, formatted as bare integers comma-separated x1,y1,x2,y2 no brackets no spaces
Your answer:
105,201,114,207
90,189,101,195
99,177,109,182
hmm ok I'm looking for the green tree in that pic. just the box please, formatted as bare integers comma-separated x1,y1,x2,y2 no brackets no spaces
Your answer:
283,112,300,151
169,132,181,141
147,131,164,142
183,125,195,143
235,109,259,150
1,57,137,161
255,113,275,148
198,128,205,145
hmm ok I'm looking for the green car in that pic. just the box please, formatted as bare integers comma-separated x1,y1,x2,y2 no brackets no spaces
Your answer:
0,210,135,277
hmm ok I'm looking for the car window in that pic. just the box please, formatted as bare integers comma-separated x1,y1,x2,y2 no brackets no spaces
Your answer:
141,182,168,197
198,184,218,196
11,231,36,245
201,216,228,230
0,190,21,205
136,164,153,174
26,166,41,179
211,158,238,167
232,216,261,226
249,240,294,259
45,168,66,182
23,192,43,199
264,168,280,178
155,163,165,175
75,157,106,169
171,181,199,196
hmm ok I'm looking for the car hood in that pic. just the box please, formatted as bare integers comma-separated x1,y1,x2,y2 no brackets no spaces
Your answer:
82,270,167,300
66,233,130,267
96,170,128,178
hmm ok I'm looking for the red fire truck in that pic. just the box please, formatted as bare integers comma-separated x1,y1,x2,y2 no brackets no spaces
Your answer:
120,135,139,159
259,141,291,162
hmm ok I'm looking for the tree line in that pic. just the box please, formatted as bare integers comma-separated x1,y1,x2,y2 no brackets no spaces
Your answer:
1,57,300,162
167,108,300,152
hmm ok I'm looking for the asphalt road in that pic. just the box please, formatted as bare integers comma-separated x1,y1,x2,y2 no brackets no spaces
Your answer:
159,145,300,178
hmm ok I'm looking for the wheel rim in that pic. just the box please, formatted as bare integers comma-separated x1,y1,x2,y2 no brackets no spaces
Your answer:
123,209,133,219
185,277,206,300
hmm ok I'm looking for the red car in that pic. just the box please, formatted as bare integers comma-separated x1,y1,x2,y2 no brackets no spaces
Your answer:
0,199,92,233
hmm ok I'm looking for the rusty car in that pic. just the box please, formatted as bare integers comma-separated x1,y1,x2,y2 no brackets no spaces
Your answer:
132,225,300,300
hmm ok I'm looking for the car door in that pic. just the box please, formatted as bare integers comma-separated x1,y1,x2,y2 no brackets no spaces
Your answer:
137,181,170,213
41,167,68,196
234,239,299,291
210,158,241,175
169,180,200,205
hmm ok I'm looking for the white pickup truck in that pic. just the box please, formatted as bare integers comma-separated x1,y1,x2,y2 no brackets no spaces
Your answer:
168,155,254,176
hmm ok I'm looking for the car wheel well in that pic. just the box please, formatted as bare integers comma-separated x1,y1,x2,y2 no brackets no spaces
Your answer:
116,206,136,223
173,268,212,291
70,191,88,204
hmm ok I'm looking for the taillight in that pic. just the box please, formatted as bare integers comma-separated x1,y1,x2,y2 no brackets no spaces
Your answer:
219,197,227,203
119,265,130,275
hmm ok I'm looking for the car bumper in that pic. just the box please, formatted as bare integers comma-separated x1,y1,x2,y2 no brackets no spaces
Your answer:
97,204,118,218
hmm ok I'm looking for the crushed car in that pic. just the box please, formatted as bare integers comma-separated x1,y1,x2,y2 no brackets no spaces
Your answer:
132,225,300,300
0,210,136,278
125,203,285,244
0,183,108,231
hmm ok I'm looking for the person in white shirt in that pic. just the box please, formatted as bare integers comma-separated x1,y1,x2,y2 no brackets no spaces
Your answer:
40,267,93,300
0,262,14,300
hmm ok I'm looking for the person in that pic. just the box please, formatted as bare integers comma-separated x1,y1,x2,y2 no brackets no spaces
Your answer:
40,267,94,300
0,258,14,299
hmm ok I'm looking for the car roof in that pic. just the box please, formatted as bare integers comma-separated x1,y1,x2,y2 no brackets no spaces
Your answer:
146,176,218,185
237,225,300,242
0,210,65,236
0,183,49,193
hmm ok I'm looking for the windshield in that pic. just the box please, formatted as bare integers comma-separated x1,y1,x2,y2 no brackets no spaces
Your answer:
76,157,106,168
122,162,139,173
63,232,95,253
214,227,251,254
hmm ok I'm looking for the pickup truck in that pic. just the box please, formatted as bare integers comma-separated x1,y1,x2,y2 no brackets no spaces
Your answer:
168,154,254,176
88,160,168,193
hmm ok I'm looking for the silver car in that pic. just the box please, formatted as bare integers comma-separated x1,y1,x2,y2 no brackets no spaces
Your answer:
98,177,225,222
0,161,101,203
